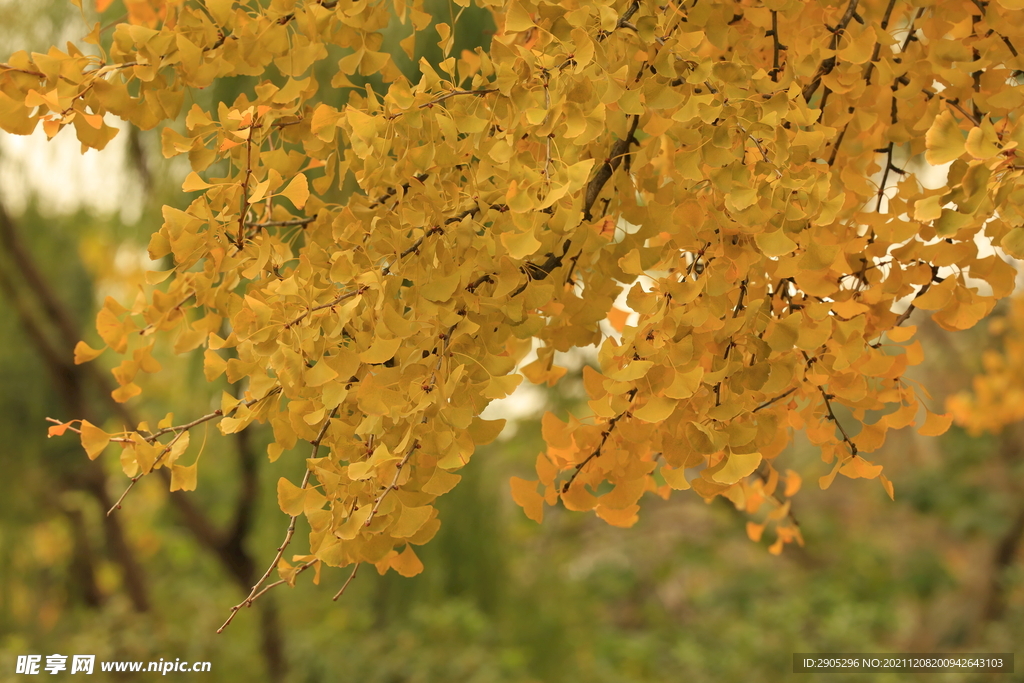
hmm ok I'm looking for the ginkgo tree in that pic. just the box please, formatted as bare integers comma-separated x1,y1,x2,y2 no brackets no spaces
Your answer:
4,0,1023,629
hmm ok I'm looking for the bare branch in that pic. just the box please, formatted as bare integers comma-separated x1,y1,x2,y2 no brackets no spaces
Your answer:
754,388,797,412
244,216,318,228
218,410,336,633
332,563,360,601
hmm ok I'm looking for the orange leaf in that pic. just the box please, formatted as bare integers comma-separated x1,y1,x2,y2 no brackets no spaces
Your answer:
783,469,802,497
918,409,953,436
607,306,629,332
47,421,73,437
594,503,640,528
886,325,916,343
390,545,424,577
839,456,883,480
879,474,895,501
660,464,690,490
74,340,104,364
510,476,544,523
818,459,842,490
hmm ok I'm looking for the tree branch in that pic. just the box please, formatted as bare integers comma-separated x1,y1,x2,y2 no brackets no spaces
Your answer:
332,562,360,600
562,388,638,493
802,0,860,103
218,410,336,633
767,10,787,81
894,266,941,327
754,387,797,412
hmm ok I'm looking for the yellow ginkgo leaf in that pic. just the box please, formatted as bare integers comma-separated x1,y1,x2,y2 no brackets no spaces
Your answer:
74,340,104,364
277,478,306,517
80,421,110,460
925,110,965,165
359,336,402,364
170,463,198,492
390,545,424,577
182,171,211,192
711,451,762,485
280,173,309,209
510,477,544,522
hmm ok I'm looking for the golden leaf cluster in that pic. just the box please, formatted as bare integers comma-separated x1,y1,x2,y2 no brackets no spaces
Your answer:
9,0,1024,588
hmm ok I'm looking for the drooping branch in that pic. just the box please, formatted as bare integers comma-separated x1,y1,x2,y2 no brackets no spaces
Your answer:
283,286,365,329
754,388,797,413
364,444,418,528
874,92,905,213
767,10,787,81
968,0,1020,58
582,113,642,222
562,388,638,493
505,112,643,299
332,563,360,601
244,216,318,228
802,0,861,103
862,0,898,87
830,4,922,167
218,409,336,633
385,89,499,122
894,266,942,327
819,388,858,456
237,120,259,247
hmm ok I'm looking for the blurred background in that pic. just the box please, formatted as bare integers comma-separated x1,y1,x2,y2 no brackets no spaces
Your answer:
0,1,1021,681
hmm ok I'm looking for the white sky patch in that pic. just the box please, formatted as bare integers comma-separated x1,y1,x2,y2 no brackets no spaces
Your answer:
0,121,134,219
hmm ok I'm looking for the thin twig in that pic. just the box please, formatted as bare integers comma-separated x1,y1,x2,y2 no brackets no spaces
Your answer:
283,286,365,329
106,429,189,516
802,0,860,102
237,121,257,247
0,63,45,78
597,0,640,43
768,10,787,81
364,444,417,527
816,384,857,457
754,388,797,412
386,89,498,121
562,388,638,493
138,292,195,335
102,390,281,516
542,71,552,190
863,0,899,86
969,0,1020,57
223,560,318,621
833,5,922,165
894,265,941,327
332,563,360,600
218,411,336,633
244,216,318,228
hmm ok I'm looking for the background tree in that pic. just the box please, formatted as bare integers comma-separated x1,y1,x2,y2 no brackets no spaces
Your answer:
1,0,1023,679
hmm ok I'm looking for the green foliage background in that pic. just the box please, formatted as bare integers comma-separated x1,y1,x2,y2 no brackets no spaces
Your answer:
0,2,1021,681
